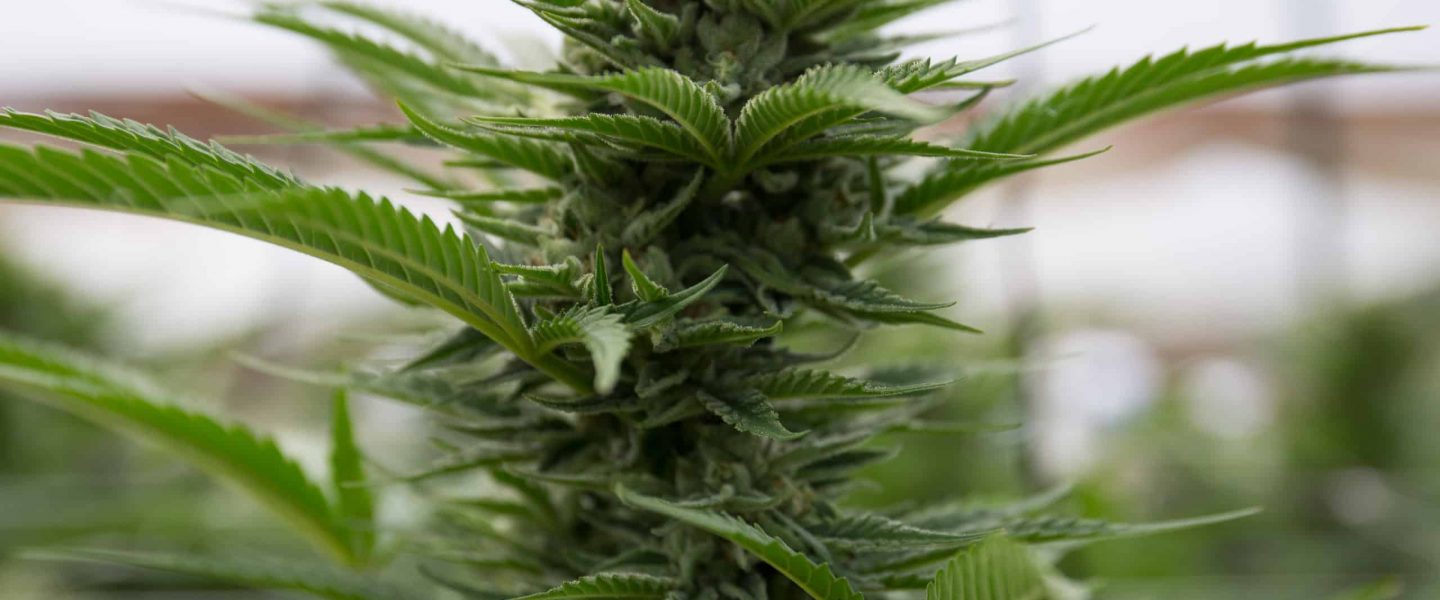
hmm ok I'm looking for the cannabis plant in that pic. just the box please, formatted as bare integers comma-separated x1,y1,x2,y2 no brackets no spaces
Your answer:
0,2,1419,598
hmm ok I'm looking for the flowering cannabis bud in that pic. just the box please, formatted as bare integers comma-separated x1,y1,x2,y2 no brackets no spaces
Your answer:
0,1,1418,598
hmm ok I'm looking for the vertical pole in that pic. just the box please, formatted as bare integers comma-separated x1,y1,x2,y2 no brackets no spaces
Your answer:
1003,0,1046,488
1286,0,1347,308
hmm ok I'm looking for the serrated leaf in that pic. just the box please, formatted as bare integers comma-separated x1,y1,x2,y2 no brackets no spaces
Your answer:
877,219,1033,246
615,486,865,600
193,89,458,190
456,66,730,163
320,1,501,64
329,389,375,564
624,0,680,49
0,143,589,391
31,549,408,600
735,63,946,167
623,265,728,329
697,388,806,441
415,187,563,205
592,244,614,305
900,28,1418,216
925,536,1046,600
660,318,783,351
823,0,951,40
515,572,675,600
254,10,496,100
621,249,670,301
750,368,950,405
401,103,574,181
891,148,1111,218
761,134,1028,166
0,109,299,188
532,306,633,394
0,334,355,563
456,211,556,246
812,513,991,550
999,509,1261,545
472,113,714,166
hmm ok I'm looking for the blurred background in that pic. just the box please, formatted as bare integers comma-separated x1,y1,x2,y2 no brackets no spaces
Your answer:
1,0,1438,598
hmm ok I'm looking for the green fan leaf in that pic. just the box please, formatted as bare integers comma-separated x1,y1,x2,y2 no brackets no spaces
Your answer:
456,66,731,164
0,143,590,391
254,10,497,101
532,306,633,394
899,27,1419,216
31,548,407,600
761,135,1029,166
812,513,992,550
925,536,1046,600
415,187,564,205
623,265,729,329
319,1,502,64
0,334,355,563
515,572,676,600
615,486,865,600
456,211,557,246
471,114,715,166
0,109,299,188
658,318,783,351
1000,508,1261,545
750,368,952,403
697,388,806,441
402,103,575,181
329,389,375,564
624,0,681,49
734,63,947,167
890,148,1111,218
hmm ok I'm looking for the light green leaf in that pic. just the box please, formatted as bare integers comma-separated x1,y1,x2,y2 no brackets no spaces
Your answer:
660,318,783,350
900,27,1420,216
761,135,1028,166
812,513,991,550
925,536,1046,600
401,103,574,181
698,389,806,441
749,368,952,403
734,63,946,167
623,265,729,329
890,148,1110,218
532,306,633,394
0,109,299,188
1000,508,1261,545
329,389,375,564
0,143,589,391
470,114,714,166
592,244,614,305
456,66,730,163
0,334,354,563
515,572,676,600
254,10,495,100
615,486,865,600
624,0,680,49
320,1,501,64
621,249,670,302
414,187,563,205
455,211,556,246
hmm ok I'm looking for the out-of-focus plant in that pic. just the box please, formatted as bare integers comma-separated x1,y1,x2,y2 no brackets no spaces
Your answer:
1056,289,1440,599
0,1,1420,598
